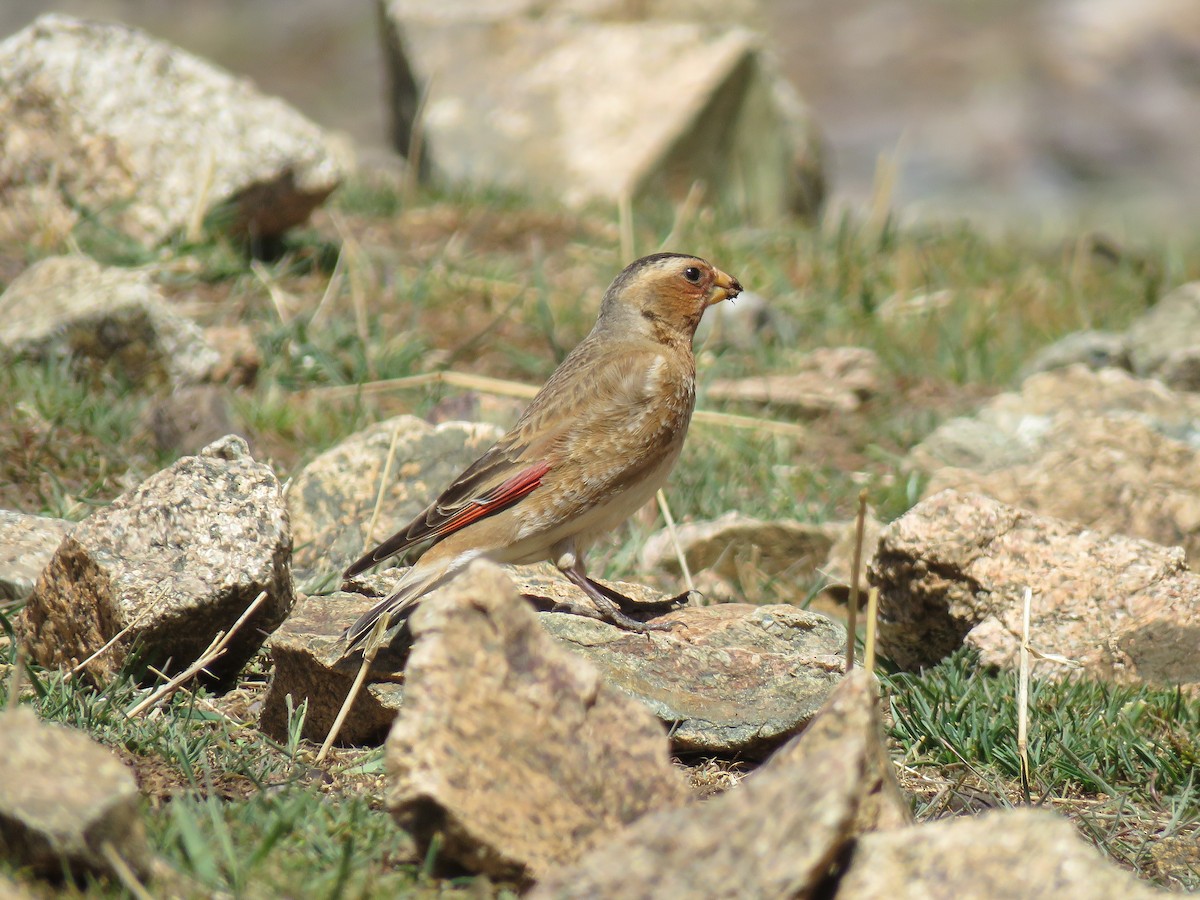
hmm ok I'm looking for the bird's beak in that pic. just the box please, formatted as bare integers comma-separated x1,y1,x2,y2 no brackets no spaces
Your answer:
707,268,744,306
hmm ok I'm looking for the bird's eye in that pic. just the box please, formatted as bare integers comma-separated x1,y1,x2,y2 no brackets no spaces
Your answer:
683,266,702,283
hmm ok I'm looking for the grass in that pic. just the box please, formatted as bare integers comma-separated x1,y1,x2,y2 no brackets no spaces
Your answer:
2,174,1199,894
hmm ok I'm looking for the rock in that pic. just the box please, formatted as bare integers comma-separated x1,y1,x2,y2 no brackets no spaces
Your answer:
0,707,150,879
286,415,503,585
706,347,881,414
834,808,1165,899
541,600,846,757
385,560,691,885
18,435,293,683
0,13,348,247
259,591,406,746
0,255,219,388
379,1,824,223
532,670,910,898
910,366,1200,565
0,510,69,602
1127,281,1200,389
1019,330,1130,378
143,384,244,457
870,489,1200,690
640,511,837,596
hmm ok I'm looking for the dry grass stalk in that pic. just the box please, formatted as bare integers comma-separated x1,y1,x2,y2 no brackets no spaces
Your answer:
864,586,879,675
658,180,706,252
101,842,155,900
318,610,393,762
655,488,694,594
184,146,216,243
1018,586,1032,803
846,488,868,673
66,599,160,683
618,190,635,263
251,260,298,325
362,420,403,557
6,646,25,712
125,590,269,717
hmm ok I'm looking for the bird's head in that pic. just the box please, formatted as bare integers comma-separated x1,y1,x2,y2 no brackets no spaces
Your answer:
598,252,743,344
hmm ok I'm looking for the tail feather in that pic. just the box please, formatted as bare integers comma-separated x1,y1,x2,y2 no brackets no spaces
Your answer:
340,553,470,656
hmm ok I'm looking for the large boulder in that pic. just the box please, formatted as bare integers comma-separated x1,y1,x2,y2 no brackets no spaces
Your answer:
0,13,349,247
378,0,825,222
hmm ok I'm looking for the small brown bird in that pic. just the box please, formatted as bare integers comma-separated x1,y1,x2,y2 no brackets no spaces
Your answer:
341,252,742,655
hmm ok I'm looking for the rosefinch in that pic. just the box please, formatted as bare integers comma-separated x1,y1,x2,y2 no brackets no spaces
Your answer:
341,252,742,655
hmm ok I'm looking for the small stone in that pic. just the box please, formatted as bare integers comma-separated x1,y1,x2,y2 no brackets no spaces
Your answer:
1019,330,1130,378
706,346,881,414
143,386,243,457
386,561,690,885
0,707,150,879
259,591,406,746
0,510,69,602
1128,281,1200,381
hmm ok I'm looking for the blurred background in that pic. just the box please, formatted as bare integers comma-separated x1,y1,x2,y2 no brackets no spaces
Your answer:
4,0,1198,234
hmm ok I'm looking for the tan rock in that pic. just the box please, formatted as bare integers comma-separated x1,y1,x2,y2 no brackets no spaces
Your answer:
706,346,881,414
870,489,1200,690
533,670,910,898
386,561,690,885
0,708,150,879
287,415,503,584
0,13,348,246
834,808,1166,899
379,1,824,222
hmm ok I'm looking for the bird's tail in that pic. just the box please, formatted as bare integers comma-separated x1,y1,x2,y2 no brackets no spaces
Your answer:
340,556,461,657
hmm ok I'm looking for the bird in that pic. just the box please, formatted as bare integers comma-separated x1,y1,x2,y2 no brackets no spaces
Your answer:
340,252,742,656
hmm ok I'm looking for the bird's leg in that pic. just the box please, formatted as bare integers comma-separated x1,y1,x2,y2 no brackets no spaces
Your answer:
583,574,690,613
554,550,678,632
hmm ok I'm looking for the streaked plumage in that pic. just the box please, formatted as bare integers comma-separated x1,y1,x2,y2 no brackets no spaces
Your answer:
340,252,742,656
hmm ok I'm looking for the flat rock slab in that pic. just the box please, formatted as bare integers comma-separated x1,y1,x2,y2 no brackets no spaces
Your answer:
19,436,293,683
706,347,881,414
386,561,691,886
287,415,503,585
871,489,1200,689
259,591,406,746
834,808,1166,900
532,671,910,899
542,602,845,757
0,13,347,246
0,510,68,602
0,255,219,388
0,708,150,878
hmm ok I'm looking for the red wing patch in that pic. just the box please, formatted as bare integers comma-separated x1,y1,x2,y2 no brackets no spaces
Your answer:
427,460,550,539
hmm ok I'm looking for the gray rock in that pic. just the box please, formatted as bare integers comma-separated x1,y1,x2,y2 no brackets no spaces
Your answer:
18,435,293,682
143,384,244,457
541,601,845,757
0,510,69,603
379,1,824,222
0,707,150,879
1019,330,1130,378
0,255,219,388
706,346,882,414
0,13,348,246
1128,281,1200,387
532,670,911,899
259,591,406,746
386,561,691,886
870,489,1200,690
287,414,503,585
834,808,1166,900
